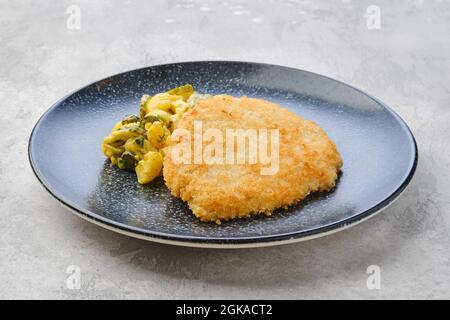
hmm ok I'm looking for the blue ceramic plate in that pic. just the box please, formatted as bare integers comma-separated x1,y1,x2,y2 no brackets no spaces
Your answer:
28,61,417,248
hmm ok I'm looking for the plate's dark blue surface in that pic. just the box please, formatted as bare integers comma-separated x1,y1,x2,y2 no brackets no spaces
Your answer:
28,61,417,247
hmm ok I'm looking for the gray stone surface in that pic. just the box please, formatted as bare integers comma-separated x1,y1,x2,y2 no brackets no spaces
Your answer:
1,0,449,299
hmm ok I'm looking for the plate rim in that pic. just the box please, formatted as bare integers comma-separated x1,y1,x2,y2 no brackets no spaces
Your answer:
28,60,419,247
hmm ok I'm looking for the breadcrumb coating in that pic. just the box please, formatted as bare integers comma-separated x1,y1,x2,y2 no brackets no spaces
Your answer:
163,95,342,223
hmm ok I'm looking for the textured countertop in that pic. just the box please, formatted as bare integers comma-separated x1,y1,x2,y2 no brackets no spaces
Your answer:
1,0,449,299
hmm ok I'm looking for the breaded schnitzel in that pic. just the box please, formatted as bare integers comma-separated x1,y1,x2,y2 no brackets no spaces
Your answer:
163,95,342,223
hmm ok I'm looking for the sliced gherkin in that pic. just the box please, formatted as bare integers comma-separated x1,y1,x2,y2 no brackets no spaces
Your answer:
117,151,137,170
167,84,194,101
121,115,140,125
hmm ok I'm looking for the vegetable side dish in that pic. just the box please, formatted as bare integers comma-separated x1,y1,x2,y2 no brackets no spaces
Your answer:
101,85,210,184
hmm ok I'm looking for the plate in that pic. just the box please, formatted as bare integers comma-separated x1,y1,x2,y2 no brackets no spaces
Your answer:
28,61,418,248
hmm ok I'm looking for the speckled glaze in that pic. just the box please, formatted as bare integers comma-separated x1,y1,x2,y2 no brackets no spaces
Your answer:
28,61,417,247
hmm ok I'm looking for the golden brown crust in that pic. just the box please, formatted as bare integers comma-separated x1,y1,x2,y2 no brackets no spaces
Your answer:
163,95,343,223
